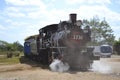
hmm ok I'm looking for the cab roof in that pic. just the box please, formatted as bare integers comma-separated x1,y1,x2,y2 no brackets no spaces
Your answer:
25,34,39,41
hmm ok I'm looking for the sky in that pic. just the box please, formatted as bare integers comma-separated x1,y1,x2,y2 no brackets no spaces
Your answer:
0,0,120,45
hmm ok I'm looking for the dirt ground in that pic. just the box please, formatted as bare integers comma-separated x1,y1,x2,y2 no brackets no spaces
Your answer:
0,55,120,80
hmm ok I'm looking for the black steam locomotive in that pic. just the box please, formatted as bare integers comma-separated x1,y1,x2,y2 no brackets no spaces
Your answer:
24,14,99,70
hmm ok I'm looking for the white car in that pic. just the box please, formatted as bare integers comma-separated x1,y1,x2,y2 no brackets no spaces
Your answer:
93,45,112,58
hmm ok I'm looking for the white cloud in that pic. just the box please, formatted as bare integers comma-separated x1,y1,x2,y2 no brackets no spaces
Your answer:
1,0,120,43
27,10,45,19
77,5,120,21
112,26,120,31
4,0,46,18
65,0,111,5
5,7,19,12
5,0,45,7
0,25,6,30
7,12,25,17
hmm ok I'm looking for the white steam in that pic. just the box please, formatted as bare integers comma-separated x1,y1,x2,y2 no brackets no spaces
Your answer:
49,59,70,72
91,61,111,74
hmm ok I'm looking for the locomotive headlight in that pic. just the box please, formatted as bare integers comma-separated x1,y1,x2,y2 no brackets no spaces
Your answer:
84,29,88,33
76,20,82,26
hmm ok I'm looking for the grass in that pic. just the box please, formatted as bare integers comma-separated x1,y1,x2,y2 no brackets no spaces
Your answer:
0,57,20,65
0,51,9,55
0,51,23,55
0,51,24,65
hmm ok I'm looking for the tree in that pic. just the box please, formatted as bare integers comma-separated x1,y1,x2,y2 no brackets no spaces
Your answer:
12,41,23,52
0,40,23,52
83,16,115,45
0,40,8,51
113,39,120,55
6,43,13,51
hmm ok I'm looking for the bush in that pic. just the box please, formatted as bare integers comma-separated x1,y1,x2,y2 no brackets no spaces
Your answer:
7,52,13,58
13,51,20,57
0,51,22,58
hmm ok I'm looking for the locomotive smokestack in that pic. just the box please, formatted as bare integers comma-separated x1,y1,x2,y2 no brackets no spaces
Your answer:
69,13,77,23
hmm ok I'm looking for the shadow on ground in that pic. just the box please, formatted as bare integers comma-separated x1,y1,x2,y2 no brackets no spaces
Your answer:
19,56,49,69
19,56,91,74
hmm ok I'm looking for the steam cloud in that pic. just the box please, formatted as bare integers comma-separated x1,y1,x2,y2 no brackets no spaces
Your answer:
90,61,111,74
49,59,70,72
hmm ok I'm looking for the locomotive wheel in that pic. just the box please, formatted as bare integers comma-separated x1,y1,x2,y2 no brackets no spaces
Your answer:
41,50,49,65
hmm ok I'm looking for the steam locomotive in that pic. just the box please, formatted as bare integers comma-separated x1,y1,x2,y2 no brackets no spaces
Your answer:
24,14,99,70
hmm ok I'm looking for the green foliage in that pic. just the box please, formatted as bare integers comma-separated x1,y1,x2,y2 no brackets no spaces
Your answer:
83,16,115,45
0,40,23,51
0,40,23,55
113,40,120,55
12,41,23,52
0,51,22,57
0,40,8,51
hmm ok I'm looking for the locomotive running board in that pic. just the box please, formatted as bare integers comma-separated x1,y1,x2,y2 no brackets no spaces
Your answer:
50,47,67,49
39,47,67,49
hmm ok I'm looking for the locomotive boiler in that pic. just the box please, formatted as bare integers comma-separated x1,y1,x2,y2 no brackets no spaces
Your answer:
24,13,99,70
